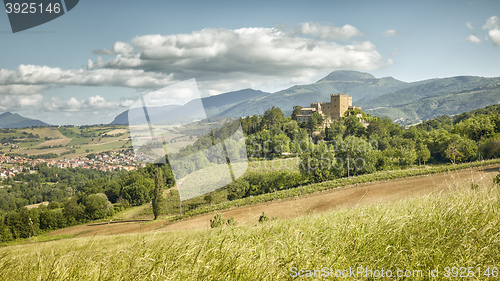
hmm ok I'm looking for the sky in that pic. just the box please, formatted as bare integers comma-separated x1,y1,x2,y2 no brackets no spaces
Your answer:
0,0,500,125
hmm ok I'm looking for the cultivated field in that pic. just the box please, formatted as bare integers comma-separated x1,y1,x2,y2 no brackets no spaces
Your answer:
48,164,500,237
0,126,132,159
0,171,498,280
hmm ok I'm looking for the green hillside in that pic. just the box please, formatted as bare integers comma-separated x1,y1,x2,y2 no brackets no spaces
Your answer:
363,80,500,123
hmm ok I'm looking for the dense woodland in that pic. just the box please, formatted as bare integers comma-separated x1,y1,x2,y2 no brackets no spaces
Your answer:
1,104,500,242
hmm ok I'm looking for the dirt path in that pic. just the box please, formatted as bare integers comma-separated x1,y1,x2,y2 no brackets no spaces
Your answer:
49,165,499,237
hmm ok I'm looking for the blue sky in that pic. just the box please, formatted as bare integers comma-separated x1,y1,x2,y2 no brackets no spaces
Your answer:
0,0,499,125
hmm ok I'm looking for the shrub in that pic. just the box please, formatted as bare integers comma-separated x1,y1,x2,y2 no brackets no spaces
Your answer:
494,169,500,186
226,217,236,227
258,212,269,223
210,212,224,228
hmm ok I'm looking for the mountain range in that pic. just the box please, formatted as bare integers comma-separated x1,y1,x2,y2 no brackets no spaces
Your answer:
0,112,50,129
2,70,500,128
108,70,500,125
214,71,500,124
111,88,270,125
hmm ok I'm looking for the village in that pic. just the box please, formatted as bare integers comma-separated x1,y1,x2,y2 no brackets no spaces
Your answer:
0,150,146,179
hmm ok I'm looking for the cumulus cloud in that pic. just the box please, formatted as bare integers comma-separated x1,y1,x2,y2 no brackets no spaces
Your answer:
88,26,390,91
483,16,499,30
118,99,136,108
0,94,43,111
0,85,48,95
299,22,364,40
483,16,500,46
488,29,500,46
464,34,482,44
466,22,473,30
44,95,127,111
383,29,399,37
93,41,135,56
0,23,392,109
0,65,174,89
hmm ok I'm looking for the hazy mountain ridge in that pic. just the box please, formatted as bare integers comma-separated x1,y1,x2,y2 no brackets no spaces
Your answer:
218,71,500,124
107,70,500,125
219,71,411,117
364,81,500,123
111,89,270,125
0,112,50,129
357,76,500,108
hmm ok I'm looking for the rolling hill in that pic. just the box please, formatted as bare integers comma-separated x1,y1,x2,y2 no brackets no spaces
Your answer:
0,112,50,128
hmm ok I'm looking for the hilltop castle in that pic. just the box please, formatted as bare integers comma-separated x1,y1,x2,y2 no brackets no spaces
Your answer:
296,94,360,123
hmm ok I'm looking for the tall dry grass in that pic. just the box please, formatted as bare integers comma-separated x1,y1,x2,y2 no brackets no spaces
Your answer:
0,178,498,280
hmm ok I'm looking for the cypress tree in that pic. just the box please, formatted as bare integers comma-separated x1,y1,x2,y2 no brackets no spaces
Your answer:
152,167,164,220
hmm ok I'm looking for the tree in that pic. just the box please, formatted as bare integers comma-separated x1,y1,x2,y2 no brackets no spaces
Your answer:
445,136,477,163
226,179,250,200
152,167,165,220
453,115,495,141
307,112,324,138
343,114,365,137
261,106,284,129
335,136,378,177
63,197,85,224
121,177,154,206
291,106,303,121
84,193,113,220
478,138,500,159
299,142,335,183
416,143,431,165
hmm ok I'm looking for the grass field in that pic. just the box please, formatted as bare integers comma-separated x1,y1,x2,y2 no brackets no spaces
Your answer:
0,178,498,280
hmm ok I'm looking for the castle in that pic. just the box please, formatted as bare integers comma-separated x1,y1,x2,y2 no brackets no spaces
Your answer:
296,94,359,124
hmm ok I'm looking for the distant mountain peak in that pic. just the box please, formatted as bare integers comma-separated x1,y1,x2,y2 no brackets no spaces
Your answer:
0,112,49,128
0,112,13,118
318,70,376,82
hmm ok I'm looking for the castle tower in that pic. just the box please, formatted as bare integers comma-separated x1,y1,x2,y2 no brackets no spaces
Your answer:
330,94,352,120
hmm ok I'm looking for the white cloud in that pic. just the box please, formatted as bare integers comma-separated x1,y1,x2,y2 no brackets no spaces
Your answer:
88,26,390,93
488,29,500,46
483,16,499,30
0,65,174,89
0,94,43,111
466,22,473,30
119,99,136,108
93,41,135,56
44,95,124,111
0,23,392,109
482,16,500,46
390,48,400,56
383,29,399,37
299,22,363,40
464,34,482,44
0,85,48,95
